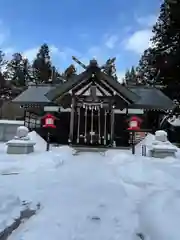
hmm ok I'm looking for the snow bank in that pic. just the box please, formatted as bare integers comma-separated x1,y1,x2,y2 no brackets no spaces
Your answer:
135,133,180,157
108,151,180,238
108,152,177,189
118,159,177,189
0,120,24,125
28,131,47,152
0,144,75,175
135,133,155,156
108,152,133,166
51,146,75,165
0,194,22,232
139,190,180,240
105,149,129,158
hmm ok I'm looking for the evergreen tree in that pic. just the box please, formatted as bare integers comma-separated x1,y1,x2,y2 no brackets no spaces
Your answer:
49,66,64,84
124,66,137,85
0,50,7,88
151,0,180,99
130,66,136,82
137,48,158,85
32,43,52,84
5,53,31,87
124,69,131,83
0,50,7,71
0,50,12,105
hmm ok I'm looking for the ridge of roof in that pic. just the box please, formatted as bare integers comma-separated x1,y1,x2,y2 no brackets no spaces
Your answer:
46,69,139,103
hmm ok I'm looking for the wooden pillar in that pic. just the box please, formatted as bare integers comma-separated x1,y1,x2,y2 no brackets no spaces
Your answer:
110,108,115,146
23,107,27,126
68,97,75,143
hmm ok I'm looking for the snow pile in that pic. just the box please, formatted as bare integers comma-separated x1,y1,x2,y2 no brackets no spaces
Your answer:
0,194,22,232
139,190,180,240
108,152,133,166
51,145,75,165
135,133,155,155
1,142,180,239
168,116,180,126
135,132,179,156
0,144,74,174
28,131,47,152
116,158,177,189
5,152,139,240
0,120,24,125
108,151,180,238
105,149,128,158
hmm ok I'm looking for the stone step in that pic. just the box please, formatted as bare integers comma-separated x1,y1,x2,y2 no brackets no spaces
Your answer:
72,145,130,155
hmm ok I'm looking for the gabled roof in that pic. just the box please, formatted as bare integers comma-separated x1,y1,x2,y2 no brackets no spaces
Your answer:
97,71,139,103
46,69,139,103
46,71,88,101
129,86,175,110
12,85,54,104
12,79,174,111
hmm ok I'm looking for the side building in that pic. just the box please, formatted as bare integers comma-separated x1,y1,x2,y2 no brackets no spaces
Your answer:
12,59,174,147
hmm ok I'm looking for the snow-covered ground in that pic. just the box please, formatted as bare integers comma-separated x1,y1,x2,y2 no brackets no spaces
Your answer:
0,133,180,239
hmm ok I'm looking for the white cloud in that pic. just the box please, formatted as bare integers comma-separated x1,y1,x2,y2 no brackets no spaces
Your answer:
136,14,157,27
105,35,118,49
23,47,39,61
121,14,157,55
23,44,66,62
125,29,153,54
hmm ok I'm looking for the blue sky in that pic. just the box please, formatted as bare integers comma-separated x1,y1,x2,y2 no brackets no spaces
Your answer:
0,0,162,79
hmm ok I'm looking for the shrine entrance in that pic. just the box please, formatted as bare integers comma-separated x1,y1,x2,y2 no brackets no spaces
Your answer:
72,103,113,146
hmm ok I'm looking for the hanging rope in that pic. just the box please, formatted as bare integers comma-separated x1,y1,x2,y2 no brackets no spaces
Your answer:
98,106,101,144
104,109,107,145
90,106,94,144
84,106,87,143
77,107,80,143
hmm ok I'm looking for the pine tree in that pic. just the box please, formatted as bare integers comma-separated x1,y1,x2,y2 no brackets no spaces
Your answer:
0,50,7,71
137,48,158,85
49,66,64,84
124,66,137,86
151,0,180,99
124,69,131,83
32,43,52,84
0,50,7,88
0,50,11,105
130,66,136,82
5,53,31,87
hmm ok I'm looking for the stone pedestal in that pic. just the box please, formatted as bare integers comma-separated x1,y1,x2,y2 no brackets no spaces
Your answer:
6,126,36,154
6,139,35,154
150,146,177,158
149,130,177,159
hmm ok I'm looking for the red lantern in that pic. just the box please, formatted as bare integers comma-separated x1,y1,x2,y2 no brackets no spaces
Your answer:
127,116,142,131
42,113,56,128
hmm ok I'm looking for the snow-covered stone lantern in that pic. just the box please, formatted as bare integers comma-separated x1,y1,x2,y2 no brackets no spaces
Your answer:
42,113,56,151
128,116,142,131
42,113,56,129
127,116,142,154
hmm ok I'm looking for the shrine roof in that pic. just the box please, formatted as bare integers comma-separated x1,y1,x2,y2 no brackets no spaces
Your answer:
12,82,174,111
129,86,175,110
12,85,54,105
45,69,139,104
